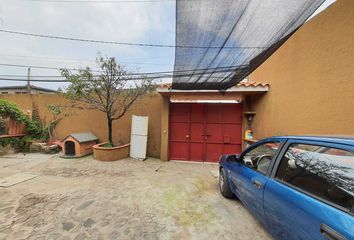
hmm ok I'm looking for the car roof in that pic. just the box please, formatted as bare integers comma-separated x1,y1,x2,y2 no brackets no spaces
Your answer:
267,135,354,146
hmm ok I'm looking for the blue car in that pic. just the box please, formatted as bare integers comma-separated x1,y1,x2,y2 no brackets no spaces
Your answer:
219,136,354,240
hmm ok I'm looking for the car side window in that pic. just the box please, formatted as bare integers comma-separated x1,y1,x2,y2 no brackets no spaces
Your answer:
276,143,354,213
241,141,281,175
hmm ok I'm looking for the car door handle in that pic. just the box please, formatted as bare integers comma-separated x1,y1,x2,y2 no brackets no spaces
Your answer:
252,179,262,189
320,224,346,240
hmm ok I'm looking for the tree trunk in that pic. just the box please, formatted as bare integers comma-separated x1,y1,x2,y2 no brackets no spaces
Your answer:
107,117,113,146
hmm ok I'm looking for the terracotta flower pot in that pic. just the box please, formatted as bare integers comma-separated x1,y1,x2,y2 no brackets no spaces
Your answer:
92,142,130,161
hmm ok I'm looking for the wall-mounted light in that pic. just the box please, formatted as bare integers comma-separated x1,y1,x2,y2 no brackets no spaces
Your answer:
244,111,256,128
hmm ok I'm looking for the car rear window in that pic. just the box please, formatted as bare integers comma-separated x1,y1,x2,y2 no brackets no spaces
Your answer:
276,143,354,213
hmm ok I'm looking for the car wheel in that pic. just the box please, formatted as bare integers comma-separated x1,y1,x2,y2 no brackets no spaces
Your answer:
219,168,234,198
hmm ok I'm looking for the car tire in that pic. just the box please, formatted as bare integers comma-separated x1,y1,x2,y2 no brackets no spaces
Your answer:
219,168,234,198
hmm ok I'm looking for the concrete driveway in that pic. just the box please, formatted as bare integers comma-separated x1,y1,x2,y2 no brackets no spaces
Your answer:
0,153,271,240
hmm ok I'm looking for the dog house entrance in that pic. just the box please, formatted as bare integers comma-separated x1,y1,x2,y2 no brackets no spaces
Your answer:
65,141,75,156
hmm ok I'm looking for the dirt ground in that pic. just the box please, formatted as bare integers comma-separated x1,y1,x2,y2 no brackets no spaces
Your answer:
0,153,271,240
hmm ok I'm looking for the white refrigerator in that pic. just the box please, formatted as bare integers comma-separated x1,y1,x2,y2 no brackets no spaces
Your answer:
130,115,149,160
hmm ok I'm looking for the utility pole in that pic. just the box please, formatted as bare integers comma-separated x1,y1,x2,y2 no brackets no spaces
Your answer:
27,68,31,94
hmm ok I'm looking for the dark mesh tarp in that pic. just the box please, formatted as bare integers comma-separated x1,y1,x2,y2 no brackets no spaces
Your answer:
172,0,325,90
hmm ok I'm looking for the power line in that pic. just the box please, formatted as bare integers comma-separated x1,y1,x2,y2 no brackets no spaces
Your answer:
8,70,244,78
0,54,210,67
0,78,67,82
0,71,241,79
0,78,162,82
0,54,228,67
24,0,174,3
0,29,265,49
0,53,174,61
0,62,247,76
0,63,102,72
0,70,244,82
0,74,68,78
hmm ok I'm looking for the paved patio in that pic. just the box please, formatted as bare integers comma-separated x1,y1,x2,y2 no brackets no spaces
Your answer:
0,153,270,240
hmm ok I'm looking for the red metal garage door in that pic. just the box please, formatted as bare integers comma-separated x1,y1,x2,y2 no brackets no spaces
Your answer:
169,103,242,162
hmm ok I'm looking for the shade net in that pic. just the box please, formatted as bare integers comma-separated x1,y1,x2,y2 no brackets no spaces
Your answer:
172,0,325,90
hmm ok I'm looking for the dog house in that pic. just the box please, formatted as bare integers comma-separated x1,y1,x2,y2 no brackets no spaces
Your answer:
61,132,98,158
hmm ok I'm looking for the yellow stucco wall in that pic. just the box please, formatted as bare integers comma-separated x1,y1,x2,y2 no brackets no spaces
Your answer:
249,0,354,139
0,93,162,158
159,96,170,161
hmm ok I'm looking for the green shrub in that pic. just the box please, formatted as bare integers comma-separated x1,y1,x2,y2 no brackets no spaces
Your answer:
0,136,32,152
0,100,66,152
0,99,31,125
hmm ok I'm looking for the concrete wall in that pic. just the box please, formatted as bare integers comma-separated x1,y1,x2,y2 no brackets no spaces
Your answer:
249,0,354,139
0,93,162,158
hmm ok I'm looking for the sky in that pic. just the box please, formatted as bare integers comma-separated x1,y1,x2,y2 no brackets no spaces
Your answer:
0,0,336,90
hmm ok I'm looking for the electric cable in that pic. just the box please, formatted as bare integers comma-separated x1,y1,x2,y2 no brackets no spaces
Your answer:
0,29,265,49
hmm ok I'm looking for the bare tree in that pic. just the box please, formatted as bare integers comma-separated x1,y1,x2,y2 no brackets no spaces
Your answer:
61,55,154,146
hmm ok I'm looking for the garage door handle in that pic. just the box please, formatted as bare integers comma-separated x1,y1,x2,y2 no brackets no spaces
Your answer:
320,224,346,240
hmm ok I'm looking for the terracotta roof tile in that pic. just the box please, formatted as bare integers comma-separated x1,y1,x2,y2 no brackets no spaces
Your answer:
236,81,269,87
158,81,268,89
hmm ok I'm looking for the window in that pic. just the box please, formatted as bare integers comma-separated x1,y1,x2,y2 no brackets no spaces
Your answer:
242,141,281,174
276,143,354,213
